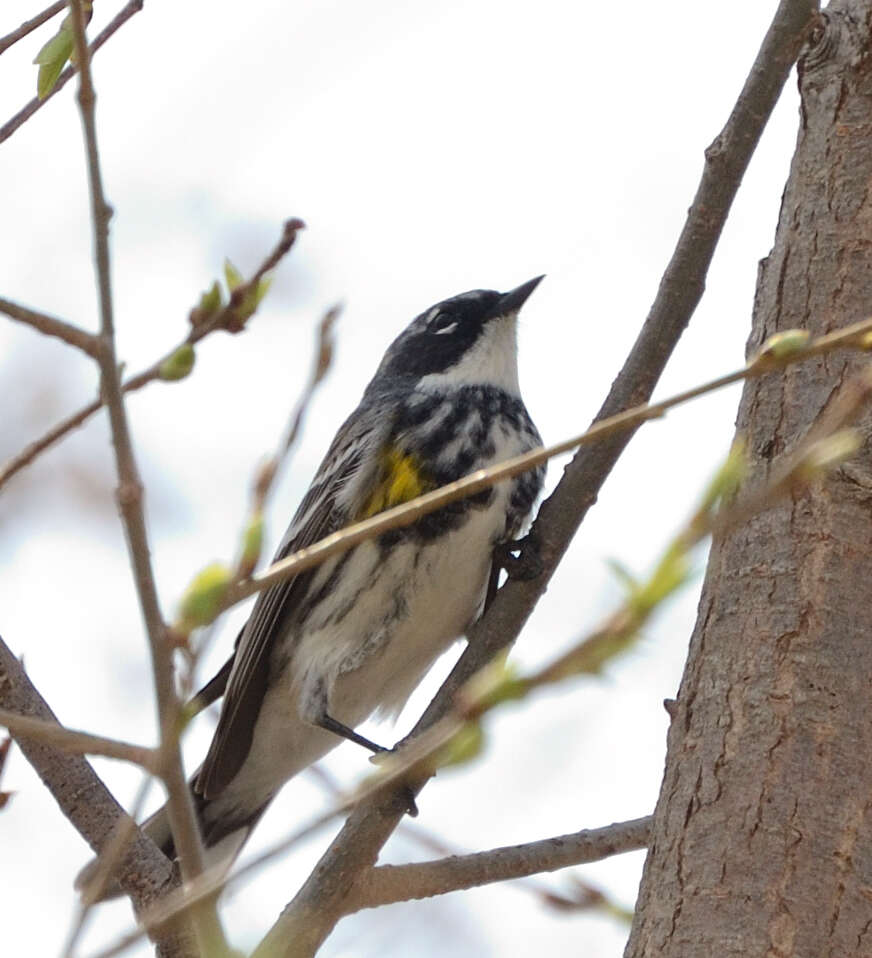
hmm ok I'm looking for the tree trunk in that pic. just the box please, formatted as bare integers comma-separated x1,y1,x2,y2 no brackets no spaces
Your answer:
625,3,872,955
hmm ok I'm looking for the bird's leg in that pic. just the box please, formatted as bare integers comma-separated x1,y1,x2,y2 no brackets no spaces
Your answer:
484,531,544,612
315,710,388,754
307,689,419,816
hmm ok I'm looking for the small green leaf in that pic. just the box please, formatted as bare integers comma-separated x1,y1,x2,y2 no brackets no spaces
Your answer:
254,274,273,306
158,344,196,381
753,329,811,366
459,654,528,717
223,259,244,292
33,27,72,65
434,721,484,769
177,562,232,630
699,439,748,513
238,512,264,578
631,544,692,616
189,281,225,327
237,294,258,323
34,29,73,99
798,428,862,479
603,901,636,925
234,284,265,324
178,697,201,730
199,280,223,316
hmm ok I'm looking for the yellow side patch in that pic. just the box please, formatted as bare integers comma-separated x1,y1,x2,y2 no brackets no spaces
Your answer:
359,447,432,518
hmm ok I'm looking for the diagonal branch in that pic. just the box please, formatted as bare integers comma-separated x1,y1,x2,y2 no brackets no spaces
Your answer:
0,707,155,767
253,2,821,955
0,294,98,357
0,395,102,488
0,0,144,146
0,637,191,957
65,1,224,952
347,817,652,911
0,0,67,56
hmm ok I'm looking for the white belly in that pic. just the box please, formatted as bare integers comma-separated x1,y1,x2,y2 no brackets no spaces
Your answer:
293,482,512,721
207,485,509,823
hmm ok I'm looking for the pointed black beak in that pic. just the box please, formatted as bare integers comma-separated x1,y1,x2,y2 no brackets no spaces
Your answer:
486,275,545,320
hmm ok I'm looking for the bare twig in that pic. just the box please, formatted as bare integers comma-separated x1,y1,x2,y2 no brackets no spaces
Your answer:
0,294,97,356
251,3,821,954
0,396,102,487
66,0,223,951
0,218,305,491
0,638,191,957
248,304,340,519
346,817,651,911
0,0,144,146
64,775,155,958
0,707,155,767
0,736,11,810
309,763,636,918
0,0,66,56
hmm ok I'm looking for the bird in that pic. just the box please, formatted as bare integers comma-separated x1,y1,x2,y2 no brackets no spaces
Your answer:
80,275,546,889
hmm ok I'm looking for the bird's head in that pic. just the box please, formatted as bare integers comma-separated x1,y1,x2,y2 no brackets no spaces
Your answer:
373,276,544,395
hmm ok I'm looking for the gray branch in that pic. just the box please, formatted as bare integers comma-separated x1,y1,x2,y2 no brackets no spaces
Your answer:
0,637,193,958
349,817,652,911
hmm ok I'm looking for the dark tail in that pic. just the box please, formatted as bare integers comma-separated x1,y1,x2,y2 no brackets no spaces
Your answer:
75,786,269,901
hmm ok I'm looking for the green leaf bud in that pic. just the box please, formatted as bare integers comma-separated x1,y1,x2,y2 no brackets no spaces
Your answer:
158,344,196,381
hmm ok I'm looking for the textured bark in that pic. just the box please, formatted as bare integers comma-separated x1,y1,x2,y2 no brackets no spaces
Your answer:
626,3,872,956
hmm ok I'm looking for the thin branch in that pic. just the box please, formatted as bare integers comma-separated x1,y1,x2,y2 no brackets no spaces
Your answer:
66,0,223,952
0,396,101,487
0,217,305,492
234,300,337,575
0,0,66,56
0,0,144,146
253,3,820,954
306,763,624,917
0,637,191,957
347,817,651,911
0,294,97,357
249,304,340,518
225,316,872,612
0,707,155,767
65,775,155,958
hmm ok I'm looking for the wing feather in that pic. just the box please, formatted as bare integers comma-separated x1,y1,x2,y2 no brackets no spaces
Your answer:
195,405,392,799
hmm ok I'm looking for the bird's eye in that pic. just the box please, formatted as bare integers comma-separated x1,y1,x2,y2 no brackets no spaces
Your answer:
431,313,458,335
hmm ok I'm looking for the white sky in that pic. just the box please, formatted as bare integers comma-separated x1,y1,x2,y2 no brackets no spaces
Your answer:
0,1,801,955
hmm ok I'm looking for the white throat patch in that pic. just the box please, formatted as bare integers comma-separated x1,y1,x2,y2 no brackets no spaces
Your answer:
418,314,521,395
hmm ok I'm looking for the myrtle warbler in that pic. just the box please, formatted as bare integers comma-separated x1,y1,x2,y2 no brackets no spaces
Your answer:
82,276,545,884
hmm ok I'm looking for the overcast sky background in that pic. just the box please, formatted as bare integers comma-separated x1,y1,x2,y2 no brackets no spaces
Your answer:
1,2,803,955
